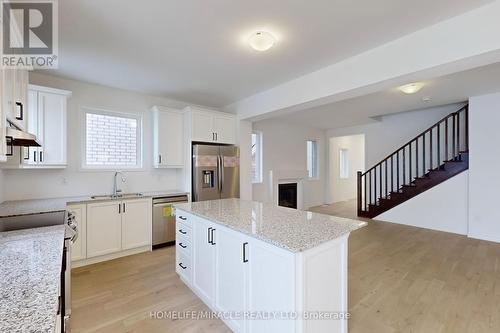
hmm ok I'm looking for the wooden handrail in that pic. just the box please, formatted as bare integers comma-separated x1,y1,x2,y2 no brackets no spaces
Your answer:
357,104,469,217
362,105,467,176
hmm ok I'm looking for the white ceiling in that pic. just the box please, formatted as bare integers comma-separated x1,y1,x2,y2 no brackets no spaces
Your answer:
45,0,493,107
278,61,500,129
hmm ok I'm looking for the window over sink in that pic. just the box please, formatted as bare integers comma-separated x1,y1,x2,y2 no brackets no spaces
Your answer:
82,107,142,169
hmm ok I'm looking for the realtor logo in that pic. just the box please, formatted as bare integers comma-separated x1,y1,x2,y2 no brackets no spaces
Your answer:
1,0,58,68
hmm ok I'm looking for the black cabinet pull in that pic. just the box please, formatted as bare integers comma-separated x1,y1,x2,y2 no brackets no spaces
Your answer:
215,133,218,141
179,229,187,235
119,203,121,214
243,242,249,263
178,263,187,270
15,102,23,120
158,154,162,164
179,243,187,249
123,203,126,213
211,228,216,245
179,216,187,221
39,151,43,162
208,227,212,244
33,151,37,162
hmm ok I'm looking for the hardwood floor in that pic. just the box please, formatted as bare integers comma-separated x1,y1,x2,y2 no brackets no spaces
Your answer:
72,202,500,332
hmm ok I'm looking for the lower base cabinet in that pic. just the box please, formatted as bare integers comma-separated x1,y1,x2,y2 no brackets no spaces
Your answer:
71,198,152,265
176,208,349,333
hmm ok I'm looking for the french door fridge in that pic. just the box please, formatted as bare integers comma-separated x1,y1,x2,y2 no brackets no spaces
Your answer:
192,144,240,202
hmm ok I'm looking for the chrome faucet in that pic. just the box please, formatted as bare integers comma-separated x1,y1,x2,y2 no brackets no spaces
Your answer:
113,171,127,197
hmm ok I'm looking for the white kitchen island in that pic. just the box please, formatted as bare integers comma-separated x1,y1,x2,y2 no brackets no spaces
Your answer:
174,199,366,333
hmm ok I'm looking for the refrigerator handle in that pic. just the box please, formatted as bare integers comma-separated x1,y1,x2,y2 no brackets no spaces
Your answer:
217,155,223,192
220,155,224,192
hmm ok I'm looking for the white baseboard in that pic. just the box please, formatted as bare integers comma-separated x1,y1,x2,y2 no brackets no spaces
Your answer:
72,245,152,268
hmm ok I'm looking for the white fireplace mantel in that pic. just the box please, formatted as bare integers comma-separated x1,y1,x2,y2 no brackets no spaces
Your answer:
269,170,307,210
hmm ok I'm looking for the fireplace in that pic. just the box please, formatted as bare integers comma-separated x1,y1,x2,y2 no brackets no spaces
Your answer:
278,183,298,209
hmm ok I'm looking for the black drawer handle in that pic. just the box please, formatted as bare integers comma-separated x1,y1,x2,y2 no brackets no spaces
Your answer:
178,263,187,270
178,229,187,235
179,243,187,248
243,242,249,263
179,216,187,220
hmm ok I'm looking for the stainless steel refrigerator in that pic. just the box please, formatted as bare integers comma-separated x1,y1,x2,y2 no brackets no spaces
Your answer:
192,144,240,202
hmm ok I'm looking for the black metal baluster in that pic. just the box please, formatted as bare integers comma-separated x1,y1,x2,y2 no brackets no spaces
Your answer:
397,151,400,190
445,117,449,161
409,142,412,183
465,107,469,151
437,123,441,168
403,147,406,185
430,128,433,170
457,111,461,160
452,113,456,160
364,174,367,211
385,160,388,198
416,138,419,178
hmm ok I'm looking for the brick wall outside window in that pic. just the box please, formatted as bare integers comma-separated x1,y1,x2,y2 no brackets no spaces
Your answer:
85,111,141,168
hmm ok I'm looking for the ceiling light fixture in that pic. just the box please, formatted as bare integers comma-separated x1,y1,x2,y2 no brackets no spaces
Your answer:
397,82,425,94
248,31,276,52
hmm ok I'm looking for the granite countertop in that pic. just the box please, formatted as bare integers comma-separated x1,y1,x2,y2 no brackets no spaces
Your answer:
174,198,367,252
0,225,66,333
0,190,189,218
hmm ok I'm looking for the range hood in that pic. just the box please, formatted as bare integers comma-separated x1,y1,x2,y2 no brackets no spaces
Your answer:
6,126,41,147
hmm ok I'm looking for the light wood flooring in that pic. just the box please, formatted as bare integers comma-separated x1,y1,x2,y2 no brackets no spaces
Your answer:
72,201,500,333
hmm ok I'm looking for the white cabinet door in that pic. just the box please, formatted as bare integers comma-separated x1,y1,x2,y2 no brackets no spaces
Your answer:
3,69,15,126
247,239,296,333
24,90,40,165
193,217,216,305
68,204,87,262
121,198,151,250
153,108,184,167
213,114,236,144
87,201,122,258
12,69,28,130
191,111,215,143
38,92,67,165
215,227,247,332
0,69,6,162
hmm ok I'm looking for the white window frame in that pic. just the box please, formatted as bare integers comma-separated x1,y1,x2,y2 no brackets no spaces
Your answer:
251,131,263,183
306,140,319,180
339,148,349,179
80,107,143,171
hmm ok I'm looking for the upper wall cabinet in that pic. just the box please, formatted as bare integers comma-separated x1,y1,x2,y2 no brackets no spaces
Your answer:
152,106,184,168
3,69,29,131
0,68,29,162
186,107,236,144
1,84,72,169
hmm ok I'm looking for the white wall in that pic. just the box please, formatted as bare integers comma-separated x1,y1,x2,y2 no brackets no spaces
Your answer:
2,73,192,201
252,119,326,209
468,92,500,243
0,170,4,203
238,120,252,200
329,134,365,203
377,171,469,235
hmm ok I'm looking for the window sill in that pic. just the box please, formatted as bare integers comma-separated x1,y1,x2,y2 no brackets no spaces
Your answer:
79,166,145,172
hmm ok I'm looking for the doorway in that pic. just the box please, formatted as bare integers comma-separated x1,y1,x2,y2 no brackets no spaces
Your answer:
328,134,365,203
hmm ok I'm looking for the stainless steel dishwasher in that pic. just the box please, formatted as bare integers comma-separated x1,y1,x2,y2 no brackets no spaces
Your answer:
152,195,189,248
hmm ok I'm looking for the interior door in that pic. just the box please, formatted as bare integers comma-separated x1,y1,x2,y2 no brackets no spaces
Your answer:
39,92,66,165
192,217,216,305
215,227,247,332
192,144,220,201
220,146,240,199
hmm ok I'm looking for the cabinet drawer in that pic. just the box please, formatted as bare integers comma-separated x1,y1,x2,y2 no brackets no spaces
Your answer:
176,250,191,282
176,221,192,240
175,210,192,226
176,237,191,256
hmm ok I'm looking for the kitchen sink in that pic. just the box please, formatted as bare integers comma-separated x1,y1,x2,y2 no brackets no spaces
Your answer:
90,193,143,200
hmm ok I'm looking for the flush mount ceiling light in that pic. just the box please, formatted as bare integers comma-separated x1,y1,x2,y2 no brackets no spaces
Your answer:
248,31,276,51
397,82,425,94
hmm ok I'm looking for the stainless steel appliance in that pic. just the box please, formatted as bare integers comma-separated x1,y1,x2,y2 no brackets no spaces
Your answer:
152,195,189,247
192,144,240,202
0,210,77,333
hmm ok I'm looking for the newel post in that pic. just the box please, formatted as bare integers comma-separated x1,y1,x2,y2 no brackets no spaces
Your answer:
357,171,362,216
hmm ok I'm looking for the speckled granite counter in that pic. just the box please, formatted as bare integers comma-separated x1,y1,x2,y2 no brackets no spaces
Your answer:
0,190,189,218
0,225,66,333
174,198,366,252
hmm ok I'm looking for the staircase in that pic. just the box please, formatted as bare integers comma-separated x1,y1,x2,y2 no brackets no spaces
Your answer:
357,105,469,218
